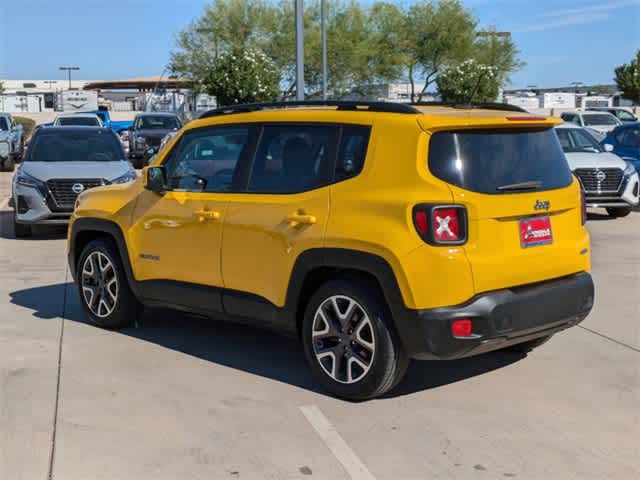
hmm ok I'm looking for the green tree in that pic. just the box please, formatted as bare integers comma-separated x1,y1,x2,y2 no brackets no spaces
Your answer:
473,30,524,88
169,0,272,85
436,59,499,103
614,50,640,104
202,47,280,105
369,0,476,102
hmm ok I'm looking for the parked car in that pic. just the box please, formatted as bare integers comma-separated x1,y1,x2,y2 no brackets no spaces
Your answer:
0,112,26,172
561,111,622,141
53,113,103,127
67,101,594,400
92,110,133,135
128,112,182,168
601,123,640,173
556,123,639,218
588,107,637,123
12,127,136,237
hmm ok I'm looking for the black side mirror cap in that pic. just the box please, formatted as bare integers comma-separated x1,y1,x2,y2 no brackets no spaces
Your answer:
143,166,166,193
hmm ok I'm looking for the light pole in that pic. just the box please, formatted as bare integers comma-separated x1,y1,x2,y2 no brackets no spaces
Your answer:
59,66,80,89
295,0,304,101
321,0,327,100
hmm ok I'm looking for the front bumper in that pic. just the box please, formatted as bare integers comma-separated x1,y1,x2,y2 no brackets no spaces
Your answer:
13,184,72,224
395,272,594,360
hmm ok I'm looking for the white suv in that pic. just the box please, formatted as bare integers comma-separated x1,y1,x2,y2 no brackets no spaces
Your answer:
556,123,639,218
560,111,622,141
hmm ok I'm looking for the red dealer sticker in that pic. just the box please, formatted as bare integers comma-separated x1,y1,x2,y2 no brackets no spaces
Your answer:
519,216,553,248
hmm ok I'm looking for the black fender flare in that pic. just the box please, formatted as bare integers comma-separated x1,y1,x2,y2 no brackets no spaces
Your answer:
283,248,408,329
68,218,139,296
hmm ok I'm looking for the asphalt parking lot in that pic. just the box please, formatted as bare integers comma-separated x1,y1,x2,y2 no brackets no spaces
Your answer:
0,170,637,480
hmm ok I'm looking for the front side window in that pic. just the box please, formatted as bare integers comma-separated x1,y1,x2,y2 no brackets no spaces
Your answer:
136,115,181,130
248,124,336,193
556,128,601,153
617,110,637,122
0,117,8,131
27,130,124,162
621,128,640,147
163,126,252,192
582,114,618,126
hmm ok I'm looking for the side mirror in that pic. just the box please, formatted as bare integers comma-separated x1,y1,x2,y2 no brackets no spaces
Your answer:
143,166,166,193
603,144,614,152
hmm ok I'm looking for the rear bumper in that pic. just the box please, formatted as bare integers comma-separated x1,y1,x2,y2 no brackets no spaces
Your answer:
394,272,594,360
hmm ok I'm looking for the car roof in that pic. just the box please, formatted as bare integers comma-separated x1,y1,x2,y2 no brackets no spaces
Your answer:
35,126,112,135
56,113,100,118
555,122,583,130
135,112,178,117
578,110,616,117
189,102,559,131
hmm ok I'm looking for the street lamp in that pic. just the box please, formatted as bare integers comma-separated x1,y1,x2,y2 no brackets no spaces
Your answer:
295,0,304,100
59,66,80,89
321,0,327,100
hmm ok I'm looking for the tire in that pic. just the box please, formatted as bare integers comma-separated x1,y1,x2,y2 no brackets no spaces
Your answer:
606,207,632,218
13,216,31,238
2,156,14,172
302,279,409,401
76,238,142,329
503,335,552,354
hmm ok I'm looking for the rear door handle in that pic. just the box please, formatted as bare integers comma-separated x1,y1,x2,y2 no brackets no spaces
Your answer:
196,209,221,223
286,211,317,225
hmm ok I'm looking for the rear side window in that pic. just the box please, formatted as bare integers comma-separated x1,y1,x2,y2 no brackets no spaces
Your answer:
248,124,336,193
336,126,370,180
428,128,573,194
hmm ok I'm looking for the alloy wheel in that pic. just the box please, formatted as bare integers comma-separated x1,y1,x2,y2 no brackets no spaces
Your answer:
81,251,118,318
312,295,376,384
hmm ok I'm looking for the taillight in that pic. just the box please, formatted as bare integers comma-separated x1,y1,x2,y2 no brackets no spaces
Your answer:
413,204,467,245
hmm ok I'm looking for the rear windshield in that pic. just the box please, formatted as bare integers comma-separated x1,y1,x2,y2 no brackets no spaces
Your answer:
27,130,124,162
428,128,573,194
57,117,100,126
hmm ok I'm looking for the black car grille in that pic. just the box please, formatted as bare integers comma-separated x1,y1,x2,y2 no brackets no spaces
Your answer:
47,178,104,209
574,168,624,193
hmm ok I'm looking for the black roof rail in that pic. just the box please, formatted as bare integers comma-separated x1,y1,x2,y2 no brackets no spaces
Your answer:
411,101,528,113
199,100,421,119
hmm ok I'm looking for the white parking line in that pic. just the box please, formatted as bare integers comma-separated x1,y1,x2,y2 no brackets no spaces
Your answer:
0,197,9,210
299,404,376,480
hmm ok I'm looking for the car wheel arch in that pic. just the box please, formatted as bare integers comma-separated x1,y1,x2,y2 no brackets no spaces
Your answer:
285,248,408,337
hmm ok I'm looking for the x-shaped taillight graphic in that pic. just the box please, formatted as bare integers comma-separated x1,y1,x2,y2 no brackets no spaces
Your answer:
435,214,453,237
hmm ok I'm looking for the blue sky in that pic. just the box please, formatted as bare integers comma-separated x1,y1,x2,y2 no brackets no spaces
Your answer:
1,0,639,88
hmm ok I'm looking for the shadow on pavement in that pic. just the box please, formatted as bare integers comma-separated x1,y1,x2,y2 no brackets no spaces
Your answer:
0,211,68,240
10,282,525,399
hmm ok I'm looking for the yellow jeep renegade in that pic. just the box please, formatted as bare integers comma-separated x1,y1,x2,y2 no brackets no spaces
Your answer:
68,101,594,400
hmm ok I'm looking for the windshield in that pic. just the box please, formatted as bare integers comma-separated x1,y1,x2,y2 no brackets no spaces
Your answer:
556,128,602,153
0,117,8,131
57,117,100,126
27,129,124,162
583,114,618,126
428,128,572,194
135,115,180,130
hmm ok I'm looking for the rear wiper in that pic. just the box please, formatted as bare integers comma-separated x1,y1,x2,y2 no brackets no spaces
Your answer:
496,181,543,191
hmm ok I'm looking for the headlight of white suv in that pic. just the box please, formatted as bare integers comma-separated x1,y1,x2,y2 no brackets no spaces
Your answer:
624,162,636,177
0,141,9,158
16,170,43,188
111,170,137,184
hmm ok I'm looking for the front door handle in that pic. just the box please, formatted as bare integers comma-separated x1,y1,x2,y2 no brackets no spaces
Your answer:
285,211,317,225
196,209,221,223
